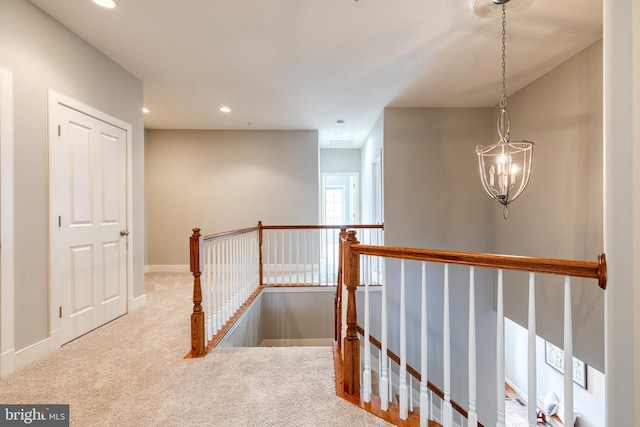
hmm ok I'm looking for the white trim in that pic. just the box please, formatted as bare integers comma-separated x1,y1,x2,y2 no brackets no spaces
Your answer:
505,377,529,404
47,91,133,349
260,338,333,347
145,264,190,273
0,67,15,377
128,293,147,312
321,172,360,225
0,348,14,377
14,337,57,372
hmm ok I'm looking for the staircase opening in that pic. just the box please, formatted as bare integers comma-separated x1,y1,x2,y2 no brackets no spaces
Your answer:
216,287,335,348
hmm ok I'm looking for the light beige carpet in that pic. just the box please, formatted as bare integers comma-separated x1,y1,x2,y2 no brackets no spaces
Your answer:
0,273,391,426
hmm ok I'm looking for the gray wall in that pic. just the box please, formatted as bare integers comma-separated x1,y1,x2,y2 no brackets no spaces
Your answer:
145,129,319,266
360,112,384,225
381,107,497,425
319,149,361,174
260,289,334,343
496,41,604,371
370,41,604,425
0,0,145,351
218,288,334,347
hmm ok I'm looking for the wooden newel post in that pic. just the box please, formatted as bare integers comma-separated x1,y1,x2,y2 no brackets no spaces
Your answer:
335,227,348,345
258,221,264,286
190,228,205,357
343,230,360,396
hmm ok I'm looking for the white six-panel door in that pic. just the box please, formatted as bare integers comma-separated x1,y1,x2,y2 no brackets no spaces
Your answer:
50,98,128,345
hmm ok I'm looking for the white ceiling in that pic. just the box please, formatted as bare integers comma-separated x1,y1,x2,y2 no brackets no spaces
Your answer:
29,0,602,148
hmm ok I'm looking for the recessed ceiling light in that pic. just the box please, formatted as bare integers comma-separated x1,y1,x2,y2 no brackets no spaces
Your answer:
92,0,116,9
142,107,150,114
219,106,231,113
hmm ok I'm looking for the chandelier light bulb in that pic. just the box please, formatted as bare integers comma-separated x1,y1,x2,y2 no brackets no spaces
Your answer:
475,2,533,219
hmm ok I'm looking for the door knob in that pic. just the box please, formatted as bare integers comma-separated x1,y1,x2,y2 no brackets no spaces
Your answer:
120,229,129,237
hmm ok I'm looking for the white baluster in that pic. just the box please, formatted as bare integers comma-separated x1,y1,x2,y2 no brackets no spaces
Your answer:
228,237,233,317
399,260,409,419
274,231,278,285
246,234,250,298
324,228,328,285
240,235,245,301
528,273,537,427
215,240,221,333
233,237,239,312
311,228,316,285
563,276,574,427
243,234,248,300
207,241,213,341
378,349,382,396
443,264,452,427
265,232,270,285
219,239,225,328
380,258,389,410
429,389,434,422
388,357,393,405
252,232,257,289
300,230,305,283
225,237,231,323
332,228,338,285
468,266,478,427
363,270,372,402
280,230,285,285
296,230,300,284
288,230,292,284
420,262,429,427
496,269,505,427
221,238,226,324
410,376,414,412
202,241,208,341
231,237,236,313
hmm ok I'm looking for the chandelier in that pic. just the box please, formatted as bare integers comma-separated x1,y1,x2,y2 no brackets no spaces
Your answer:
476,0,533,219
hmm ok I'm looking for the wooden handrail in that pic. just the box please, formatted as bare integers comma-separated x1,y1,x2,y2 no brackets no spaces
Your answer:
337,234,607,425
191,222,381,357
261,223,384,230
356,326,485,427
201,225,260,241
352,245,607,289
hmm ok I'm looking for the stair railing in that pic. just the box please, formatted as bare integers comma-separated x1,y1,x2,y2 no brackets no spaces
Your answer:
338,229,606,427
189,225,261,356
189,222,383,357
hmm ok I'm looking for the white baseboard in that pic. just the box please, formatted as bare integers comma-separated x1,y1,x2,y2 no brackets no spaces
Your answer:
505,377,529,403
0,348,15,377
145,265,190,273
129,293,147,312
14,337,58,372
260,338,333,347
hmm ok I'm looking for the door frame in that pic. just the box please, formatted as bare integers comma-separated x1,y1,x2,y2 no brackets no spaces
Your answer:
47,91,133,347
371,150,383,225
320,172,360,225
0,67,15,377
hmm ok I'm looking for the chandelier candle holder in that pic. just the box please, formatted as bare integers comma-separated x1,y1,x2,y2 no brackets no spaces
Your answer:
476,0,533,219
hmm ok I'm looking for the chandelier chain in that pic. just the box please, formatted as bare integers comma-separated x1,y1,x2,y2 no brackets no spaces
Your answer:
500,3,507,109
476,0,534,219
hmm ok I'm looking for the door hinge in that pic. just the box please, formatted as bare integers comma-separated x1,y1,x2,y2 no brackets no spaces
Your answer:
58,216,61,227
58,125,61,137
59,306,62,318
